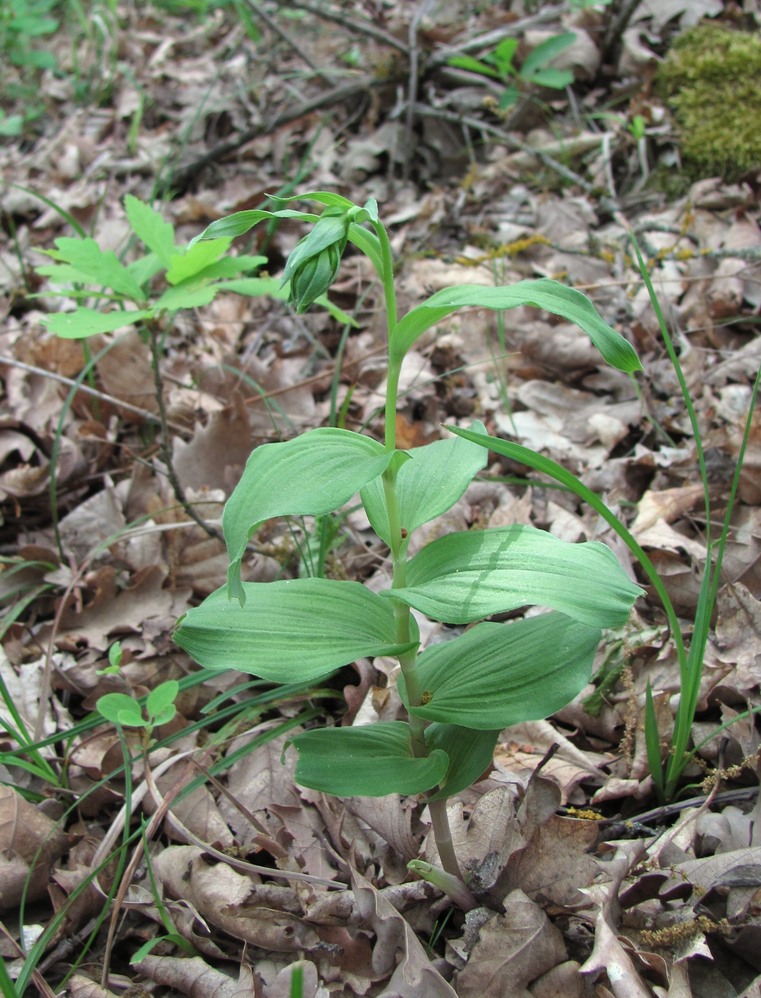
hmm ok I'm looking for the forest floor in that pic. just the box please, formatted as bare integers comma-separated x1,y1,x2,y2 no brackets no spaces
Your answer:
1,1,761,995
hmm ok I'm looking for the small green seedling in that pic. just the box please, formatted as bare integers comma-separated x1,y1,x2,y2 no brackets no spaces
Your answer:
449,32,576,111
96,640,124,677
97,680,179,731
173,192,643,887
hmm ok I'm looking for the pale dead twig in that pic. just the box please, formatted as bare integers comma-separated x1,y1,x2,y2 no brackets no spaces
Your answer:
0,354,187,434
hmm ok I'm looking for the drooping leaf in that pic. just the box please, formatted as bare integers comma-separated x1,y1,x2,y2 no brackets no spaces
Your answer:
386,526,643,629
361,425,488,546
391,280,641,373
268,190,356,211
223,428,393,601
124,195,176,267
38,237,146,301
291,722,449,797
400,613,601,729
43,307,154,338
424,724,501,800
175,579,417,682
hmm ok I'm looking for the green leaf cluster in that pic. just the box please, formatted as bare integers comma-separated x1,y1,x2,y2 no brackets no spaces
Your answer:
35,195,270,338
97,680,179,730
449,32,576,110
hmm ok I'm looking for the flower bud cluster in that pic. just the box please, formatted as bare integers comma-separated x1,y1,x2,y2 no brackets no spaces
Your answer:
282,209,349,313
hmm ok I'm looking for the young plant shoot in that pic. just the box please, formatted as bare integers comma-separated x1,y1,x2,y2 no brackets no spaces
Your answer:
174,192,643,887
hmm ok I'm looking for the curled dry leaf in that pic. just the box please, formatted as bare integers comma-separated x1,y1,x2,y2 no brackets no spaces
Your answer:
0,784,68,911
135,954,257,998
350,869,457,996
152,845,320,952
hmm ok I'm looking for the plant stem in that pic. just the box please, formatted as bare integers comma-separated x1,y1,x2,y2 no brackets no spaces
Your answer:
373,218,463,883
425,802,466,883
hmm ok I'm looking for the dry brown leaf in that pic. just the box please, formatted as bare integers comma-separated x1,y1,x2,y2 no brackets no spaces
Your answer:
454,889,568,998
65,975,120,998
153,845,320,952
172,393,253,493
0,784,68,911
529,959,582,997
350,869,457,996
57,564,191,652
500,814,600,908
135,954,257,997
262,960,320,998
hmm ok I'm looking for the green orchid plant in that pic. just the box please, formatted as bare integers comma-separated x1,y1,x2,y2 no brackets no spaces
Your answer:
174,191,644,890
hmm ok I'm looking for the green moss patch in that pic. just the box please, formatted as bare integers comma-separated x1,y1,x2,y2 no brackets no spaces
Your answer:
657,23,761,182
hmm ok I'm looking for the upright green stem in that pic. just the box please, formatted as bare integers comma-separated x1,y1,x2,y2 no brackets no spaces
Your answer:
373,216,463,883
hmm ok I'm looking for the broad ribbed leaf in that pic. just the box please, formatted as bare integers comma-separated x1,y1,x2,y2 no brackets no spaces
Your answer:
360,426,488,545
224,428,393,601
291,722,449,796
387,525,643,628
175,579,417,682
401,613,601,729
391,280,641,373
424,724,501,800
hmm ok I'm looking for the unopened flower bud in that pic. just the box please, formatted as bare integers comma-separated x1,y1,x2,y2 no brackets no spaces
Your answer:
288,241,343,313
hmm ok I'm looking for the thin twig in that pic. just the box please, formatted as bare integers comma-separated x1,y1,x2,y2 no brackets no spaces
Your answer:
402,0,437,182
166,76,387,192
287,0,408,54
241,0,336,82
0,354,186,433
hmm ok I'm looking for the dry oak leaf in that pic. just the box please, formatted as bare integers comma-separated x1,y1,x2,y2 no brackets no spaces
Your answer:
454,889,568,998
350,869,457,996
152,845,320,952
0,784,68,912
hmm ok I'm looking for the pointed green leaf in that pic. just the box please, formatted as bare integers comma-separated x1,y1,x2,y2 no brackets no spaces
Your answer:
391,279,641,373
124,195,176,267
269,191,356,211
387,525,643,628
401,613,600,729
166,238,231,285
448,54,502,79
43,307,154,338
424,724,500,800
175,579,418,682
360,425,488,545
291,722,449,797
525,67,574,89
190,209,275,245
38,237,146,300
223,428,392,601
521,32,575,75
